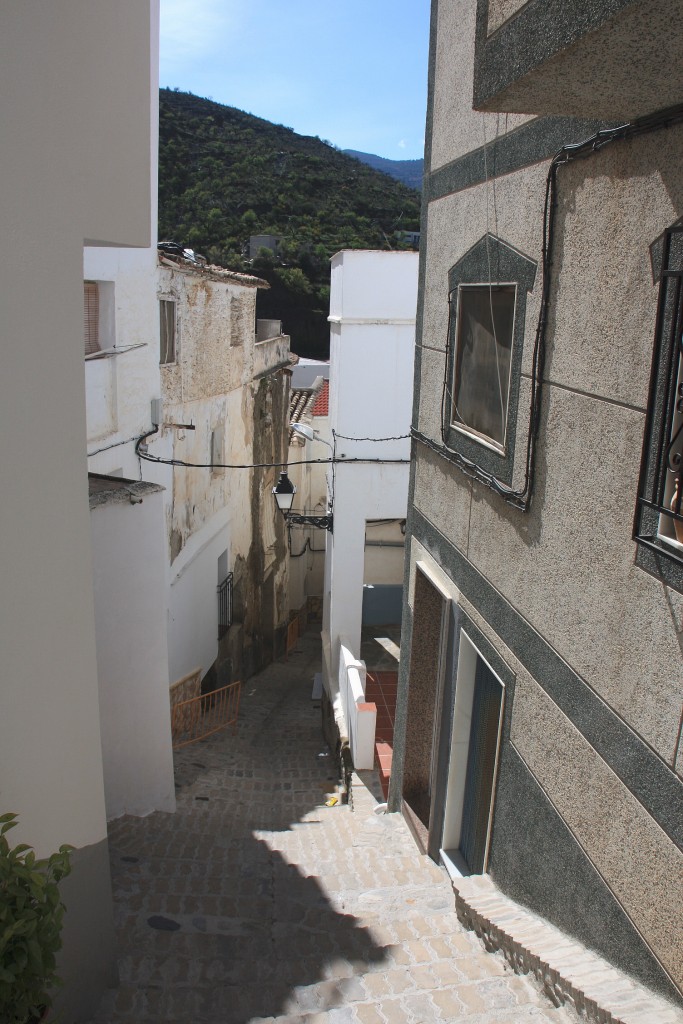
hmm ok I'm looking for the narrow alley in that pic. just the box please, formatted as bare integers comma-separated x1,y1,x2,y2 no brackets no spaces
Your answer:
88,633,574,1024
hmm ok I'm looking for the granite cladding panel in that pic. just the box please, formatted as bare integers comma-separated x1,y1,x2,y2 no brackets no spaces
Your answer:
510,666,683,991
472,0,680,119
467,385,683,763
401,570,446,828
410,508,683,849
489,742,682,1006
429,0,533,173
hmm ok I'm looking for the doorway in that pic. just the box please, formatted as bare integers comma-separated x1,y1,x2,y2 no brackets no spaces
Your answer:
441,631,505,876
401,565,450,851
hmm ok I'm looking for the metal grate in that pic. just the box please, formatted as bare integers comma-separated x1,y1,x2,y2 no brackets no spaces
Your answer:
634,226,683,566
218,572,233,639
171,680,241,749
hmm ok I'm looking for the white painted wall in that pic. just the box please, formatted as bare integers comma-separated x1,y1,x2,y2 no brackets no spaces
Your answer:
287,410,332,614
166,504,233,684
0,3,157,1017
0,0,154,855
84,245,161,479
90,488,176,820
322,251,418,700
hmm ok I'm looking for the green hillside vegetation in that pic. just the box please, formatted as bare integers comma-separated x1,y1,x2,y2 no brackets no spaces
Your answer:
159,89,422,357
344,149,424,191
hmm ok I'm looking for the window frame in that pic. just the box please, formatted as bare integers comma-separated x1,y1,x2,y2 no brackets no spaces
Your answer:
450,281,518,455
159,297,177,365
444,234,537,487
633,224,683,590
84,280,100,356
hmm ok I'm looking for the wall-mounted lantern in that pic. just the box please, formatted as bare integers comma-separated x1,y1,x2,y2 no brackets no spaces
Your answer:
272,471,333,532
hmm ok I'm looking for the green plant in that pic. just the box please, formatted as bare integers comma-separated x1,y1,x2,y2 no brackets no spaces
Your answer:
0,813,72,1024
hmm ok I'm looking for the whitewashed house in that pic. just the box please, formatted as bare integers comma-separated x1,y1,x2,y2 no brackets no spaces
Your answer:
84,245,292,813
287,359,331,618
320,250,418,754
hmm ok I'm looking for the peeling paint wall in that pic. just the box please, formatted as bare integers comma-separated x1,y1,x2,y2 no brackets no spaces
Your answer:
84,250,291,692
158,262,291,685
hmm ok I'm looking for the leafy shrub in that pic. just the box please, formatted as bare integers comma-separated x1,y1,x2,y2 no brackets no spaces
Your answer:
0,814,72,1024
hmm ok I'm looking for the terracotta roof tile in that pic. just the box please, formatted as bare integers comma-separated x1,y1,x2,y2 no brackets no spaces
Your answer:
311,380,329,417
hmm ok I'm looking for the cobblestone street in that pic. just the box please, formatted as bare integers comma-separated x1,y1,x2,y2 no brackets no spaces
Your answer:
88,632,574,1024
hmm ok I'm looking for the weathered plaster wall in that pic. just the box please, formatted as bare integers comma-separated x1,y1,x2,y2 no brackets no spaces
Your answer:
153,264,290,685
157,264,258,401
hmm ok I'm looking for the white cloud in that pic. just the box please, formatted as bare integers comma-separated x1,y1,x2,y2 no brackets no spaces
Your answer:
398,139,407,149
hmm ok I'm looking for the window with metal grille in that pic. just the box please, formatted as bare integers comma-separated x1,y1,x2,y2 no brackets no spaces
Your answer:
218,571,233,639
159,299,176,364
84,281,100,355
634,226,683,583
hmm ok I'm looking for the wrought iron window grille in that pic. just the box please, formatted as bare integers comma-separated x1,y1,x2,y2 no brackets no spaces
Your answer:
634,225,683,570
217,571,234,639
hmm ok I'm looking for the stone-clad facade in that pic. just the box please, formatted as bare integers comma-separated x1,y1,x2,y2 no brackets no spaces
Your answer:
391,0,683,1009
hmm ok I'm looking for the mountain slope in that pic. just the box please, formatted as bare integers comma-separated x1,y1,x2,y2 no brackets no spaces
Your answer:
344,149,424,191
158,89,422,357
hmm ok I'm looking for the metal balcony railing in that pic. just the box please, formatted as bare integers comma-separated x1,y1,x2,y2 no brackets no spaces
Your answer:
171,680,241,749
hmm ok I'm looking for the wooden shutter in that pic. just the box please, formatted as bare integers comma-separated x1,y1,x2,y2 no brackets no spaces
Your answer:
84,281,99,355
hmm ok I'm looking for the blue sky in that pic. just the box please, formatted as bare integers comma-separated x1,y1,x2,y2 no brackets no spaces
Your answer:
159,0,430,161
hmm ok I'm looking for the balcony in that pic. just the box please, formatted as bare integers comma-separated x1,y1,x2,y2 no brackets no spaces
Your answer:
473,0,683,119
253,319,291,380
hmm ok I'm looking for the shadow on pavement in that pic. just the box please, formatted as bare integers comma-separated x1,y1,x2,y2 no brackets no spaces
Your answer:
90,635,392,1023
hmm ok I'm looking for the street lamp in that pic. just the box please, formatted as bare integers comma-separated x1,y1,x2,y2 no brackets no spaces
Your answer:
272,471,296,513
272,467,333,531
291,422,334,451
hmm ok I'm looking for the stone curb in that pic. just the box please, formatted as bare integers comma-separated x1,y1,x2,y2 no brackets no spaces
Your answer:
451,875,683,1024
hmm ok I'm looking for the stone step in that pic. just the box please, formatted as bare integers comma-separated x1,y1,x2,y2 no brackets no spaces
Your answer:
453,874,683,1024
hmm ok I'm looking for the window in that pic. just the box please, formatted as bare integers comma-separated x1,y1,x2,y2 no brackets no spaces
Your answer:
634,225,683,583
84,281,100,355
444,234,537,487
451,284,516,451
159,299,176,364
217,571,233,639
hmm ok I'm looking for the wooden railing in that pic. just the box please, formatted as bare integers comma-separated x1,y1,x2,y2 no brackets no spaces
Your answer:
171,680,242,749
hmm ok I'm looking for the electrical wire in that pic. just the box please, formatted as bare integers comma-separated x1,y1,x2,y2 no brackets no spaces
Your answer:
432,102,683,512
332,430,411,442
87,434,145,458
134,428,408,470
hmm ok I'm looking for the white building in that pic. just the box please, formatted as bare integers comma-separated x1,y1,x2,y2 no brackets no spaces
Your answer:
287,360,331,617
0,3,158,1019
321,250,418,737
85,245,292,760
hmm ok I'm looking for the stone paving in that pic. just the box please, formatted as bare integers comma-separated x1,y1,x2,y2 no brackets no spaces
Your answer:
88,632,575,1024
